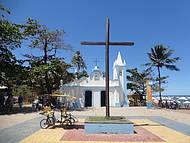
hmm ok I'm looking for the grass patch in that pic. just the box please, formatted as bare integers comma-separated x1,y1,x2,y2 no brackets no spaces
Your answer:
85,116,133,124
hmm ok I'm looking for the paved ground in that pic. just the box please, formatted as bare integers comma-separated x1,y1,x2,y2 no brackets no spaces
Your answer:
60,122,164,142
71,107,190,125
0,112,40,130
0,107,190,143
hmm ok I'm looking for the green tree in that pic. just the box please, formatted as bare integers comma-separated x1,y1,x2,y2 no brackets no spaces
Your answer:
151,76,168,93
145,45,180,104
0,4,24,50
127,68,152,103
12,85,32,97
0,5,27,93
71,51,87,79
24,19,73,94
27,57,74,94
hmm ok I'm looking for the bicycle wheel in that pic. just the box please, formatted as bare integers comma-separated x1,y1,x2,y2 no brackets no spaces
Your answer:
71,115,78,123
69,116,77,125
62,119,72,128
40,119,49,129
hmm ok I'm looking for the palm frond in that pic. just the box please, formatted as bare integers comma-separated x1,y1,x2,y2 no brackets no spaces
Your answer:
165,64,180,71
146,44,180,71
165,57,180,64
163,49,174,59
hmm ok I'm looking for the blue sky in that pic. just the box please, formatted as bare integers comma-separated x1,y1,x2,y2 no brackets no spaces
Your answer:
2,0,190,95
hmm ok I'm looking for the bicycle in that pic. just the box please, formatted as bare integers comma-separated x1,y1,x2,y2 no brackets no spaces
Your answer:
39,107,77,129
60,108,78,125
61,113,78,125
40,109,56,129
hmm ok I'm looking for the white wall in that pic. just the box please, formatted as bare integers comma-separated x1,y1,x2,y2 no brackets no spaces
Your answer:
60,84,122,107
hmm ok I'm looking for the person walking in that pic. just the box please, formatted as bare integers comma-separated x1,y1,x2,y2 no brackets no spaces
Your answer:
6,95,13,112
18,95,23,109
0,95,5,110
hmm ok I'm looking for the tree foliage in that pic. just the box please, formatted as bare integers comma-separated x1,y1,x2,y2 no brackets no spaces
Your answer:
12,85,32,97
28,57,74,94
23,19,74,94
71,50,87,79
0,5,28,93
0,6,75,96
127,68,152,101
0,5,24,50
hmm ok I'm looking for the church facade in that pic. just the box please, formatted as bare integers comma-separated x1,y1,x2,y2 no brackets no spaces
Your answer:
60,52,128,107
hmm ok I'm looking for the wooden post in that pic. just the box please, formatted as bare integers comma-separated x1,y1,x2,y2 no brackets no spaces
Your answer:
105,18,110,117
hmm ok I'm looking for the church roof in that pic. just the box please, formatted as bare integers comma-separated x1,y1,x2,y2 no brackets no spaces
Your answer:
92,65,100,72
90,65,103,80
116,51,123,65
113,51,126,67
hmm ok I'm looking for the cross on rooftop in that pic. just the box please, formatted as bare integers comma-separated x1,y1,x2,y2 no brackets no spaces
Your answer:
81,17,134,117
93,58,100,67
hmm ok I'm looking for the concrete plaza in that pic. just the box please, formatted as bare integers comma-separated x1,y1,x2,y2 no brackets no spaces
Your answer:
0,107,190,143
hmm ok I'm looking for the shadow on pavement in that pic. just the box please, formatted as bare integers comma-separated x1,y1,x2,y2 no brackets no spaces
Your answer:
48,123,84,130
0,106,36,115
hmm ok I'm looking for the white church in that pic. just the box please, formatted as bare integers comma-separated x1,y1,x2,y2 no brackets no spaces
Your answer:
60,52,128,107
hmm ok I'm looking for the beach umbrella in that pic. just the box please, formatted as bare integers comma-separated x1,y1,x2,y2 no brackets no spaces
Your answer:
176,101,181,104
167,97,172,100
162,100,166,103
183,101,190,104
0,86,8,89
50,93,60,97
51,93,76,99
179,97,187,100
166,100,171,103
156,97,160,100
153,99,159,103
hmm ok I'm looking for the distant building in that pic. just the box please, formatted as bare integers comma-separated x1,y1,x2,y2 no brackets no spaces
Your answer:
60,52,128,107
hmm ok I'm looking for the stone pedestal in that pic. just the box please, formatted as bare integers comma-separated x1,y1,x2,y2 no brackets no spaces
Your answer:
85,116,134,134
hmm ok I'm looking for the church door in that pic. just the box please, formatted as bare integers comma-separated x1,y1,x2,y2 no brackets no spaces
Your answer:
85,90,92,107
101,91,106,106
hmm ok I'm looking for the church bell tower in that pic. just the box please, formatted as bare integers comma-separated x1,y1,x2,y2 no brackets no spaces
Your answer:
113,52,128,106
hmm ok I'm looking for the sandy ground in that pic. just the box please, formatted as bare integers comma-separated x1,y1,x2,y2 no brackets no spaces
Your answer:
170,109,190,114
0,107,189,130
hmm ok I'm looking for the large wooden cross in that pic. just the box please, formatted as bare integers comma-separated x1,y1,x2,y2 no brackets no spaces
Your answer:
81,17,134,117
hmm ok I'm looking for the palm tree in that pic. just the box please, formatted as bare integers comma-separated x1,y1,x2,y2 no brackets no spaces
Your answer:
71,51,86,79
145,45,180,105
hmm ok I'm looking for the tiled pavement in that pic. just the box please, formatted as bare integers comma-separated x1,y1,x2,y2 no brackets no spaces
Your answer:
0,116,43,143
0,115,190,143
128,116,190,136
